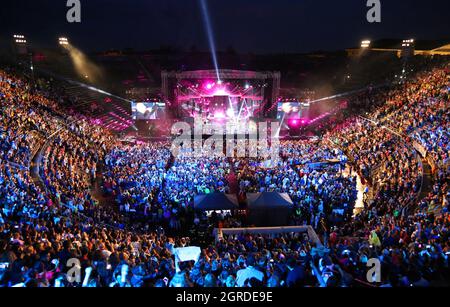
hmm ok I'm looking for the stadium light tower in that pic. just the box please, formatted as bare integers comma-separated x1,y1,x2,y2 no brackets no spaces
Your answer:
401,39,415,58
12,34,28,56
13,34,27,44
59,37,69,46
361,40,371,48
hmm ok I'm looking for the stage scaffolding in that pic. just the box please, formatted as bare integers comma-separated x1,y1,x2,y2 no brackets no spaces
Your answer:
162,69,281,118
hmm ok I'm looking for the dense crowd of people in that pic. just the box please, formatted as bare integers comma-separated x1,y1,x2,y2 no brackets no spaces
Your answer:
235,147,357,228
104,143,170,213
0,61,449,287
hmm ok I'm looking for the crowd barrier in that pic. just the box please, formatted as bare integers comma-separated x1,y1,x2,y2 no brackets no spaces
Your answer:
213,225,323,247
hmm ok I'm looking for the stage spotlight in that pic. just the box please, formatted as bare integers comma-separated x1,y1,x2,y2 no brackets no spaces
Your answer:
199,0,221,82
215,111,225,119
287,119,300,128
226,108,235,118
245,84,250,89
288,118,310,128
205,82,214,90
213,88,229,96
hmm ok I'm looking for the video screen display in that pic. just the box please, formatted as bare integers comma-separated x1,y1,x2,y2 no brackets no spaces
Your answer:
277,102,306,119
131,102,166,120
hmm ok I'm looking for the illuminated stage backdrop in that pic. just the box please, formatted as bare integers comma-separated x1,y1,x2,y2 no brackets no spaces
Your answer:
161,70,281,120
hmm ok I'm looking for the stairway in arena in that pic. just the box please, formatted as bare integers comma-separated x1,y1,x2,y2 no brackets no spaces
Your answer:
60,82,133,132
96,102,133,132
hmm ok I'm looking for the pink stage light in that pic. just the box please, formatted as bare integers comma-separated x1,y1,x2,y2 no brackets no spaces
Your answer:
289,118,310,128
215,111,225,119
206,83,214,90
213,88,229,96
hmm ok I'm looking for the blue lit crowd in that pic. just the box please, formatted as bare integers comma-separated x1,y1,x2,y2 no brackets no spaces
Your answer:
0,63,449,287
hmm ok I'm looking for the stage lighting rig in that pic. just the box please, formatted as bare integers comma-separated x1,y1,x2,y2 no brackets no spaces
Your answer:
401,39,414,47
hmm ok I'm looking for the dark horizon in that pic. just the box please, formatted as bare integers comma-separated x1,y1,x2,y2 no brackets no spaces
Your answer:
1,0,449,54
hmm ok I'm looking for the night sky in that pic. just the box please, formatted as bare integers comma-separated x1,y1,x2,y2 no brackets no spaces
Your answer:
1,0,449,53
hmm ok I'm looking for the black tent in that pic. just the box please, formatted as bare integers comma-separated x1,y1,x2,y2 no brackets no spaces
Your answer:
246,193,294,226
194,193,239,211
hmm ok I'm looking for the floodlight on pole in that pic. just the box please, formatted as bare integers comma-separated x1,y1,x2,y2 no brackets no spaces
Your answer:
361,40,371,48
401,39,414,47
59,37,69,46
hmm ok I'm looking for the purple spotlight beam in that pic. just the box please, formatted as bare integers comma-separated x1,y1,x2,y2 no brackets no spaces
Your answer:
199,0,220,82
